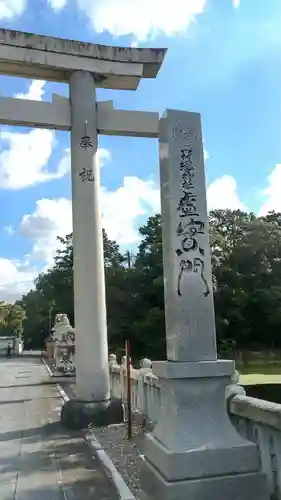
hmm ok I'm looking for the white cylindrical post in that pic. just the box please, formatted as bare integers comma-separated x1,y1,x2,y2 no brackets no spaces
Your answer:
69,70,110,402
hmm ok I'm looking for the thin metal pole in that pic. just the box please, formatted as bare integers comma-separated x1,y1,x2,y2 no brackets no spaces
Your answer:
126,339,132,440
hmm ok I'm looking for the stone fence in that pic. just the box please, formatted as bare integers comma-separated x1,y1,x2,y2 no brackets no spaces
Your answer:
109,354,161,424
43,347,281,496
109,353,281,499
230,395,281,500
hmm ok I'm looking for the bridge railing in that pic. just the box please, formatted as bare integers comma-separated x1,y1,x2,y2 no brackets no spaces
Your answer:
229,394,281,499
109,353,281,499
109,354,161,424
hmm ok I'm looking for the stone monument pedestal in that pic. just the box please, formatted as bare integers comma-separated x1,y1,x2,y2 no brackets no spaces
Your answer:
140,359,268,500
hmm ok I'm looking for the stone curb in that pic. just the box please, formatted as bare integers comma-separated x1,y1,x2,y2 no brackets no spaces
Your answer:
41,357,135,500
42,356,54,377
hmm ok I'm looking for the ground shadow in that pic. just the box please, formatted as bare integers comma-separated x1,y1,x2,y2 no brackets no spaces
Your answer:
0,419,119,500
0,397,56,405
0,381,57,389
11,476,118,500
0,421,65,443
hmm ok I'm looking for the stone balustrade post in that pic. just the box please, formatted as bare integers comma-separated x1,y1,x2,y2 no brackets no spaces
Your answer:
54,343,61,371
109,353,118,368
138,358,153,414
108,353,121,398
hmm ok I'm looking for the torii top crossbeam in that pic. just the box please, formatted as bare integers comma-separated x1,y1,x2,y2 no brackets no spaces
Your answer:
0,29,167,90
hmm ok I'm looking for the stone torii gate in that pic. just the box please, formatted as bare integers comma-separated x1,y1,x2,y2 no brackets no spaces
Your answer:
0,28,164,413
0,29,268,500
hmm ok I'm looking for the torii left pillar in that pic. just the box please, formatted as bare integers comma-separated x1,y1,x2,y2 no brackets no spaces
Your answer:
61,70,123,429
0,28,166,429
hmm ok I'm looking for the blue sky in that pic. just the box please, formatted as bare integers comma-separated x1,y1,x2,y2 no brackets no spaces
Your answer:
0,0,280,301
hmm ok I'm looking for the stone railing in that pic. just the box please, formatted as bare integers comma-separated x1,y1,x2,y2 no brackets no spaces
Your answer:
44,347,281,497
109,354,281,498
230,395,281,500
109,354,161,424
108,355,240,426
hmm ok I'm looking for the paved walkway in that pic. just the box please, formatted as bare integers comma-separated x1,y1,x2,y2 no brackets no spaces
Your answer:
0,354,118,500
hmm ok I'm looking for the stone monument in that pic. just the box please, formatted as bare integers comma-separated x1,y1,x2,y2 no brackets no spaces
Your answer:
52,313,74,341
52,313,76,374
140,110,268,499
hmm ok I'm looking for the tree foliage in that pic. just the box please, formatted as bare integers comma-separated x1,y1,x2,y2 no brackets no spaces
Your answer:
17,210,281,357
0,301,25,336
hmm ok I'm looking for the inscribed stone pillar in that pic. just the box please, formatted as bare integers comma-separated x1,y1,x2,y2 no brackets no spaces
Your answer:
159,110,217,361
69,70,110,402
140,110,269,500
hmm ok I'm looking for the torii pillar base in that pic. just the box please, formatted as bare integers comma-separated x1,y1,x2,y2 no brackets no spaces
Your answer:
60,397,124,430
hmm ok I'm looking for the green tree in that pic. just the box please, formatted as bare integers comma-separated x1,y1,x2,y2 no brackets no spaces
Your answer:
0,301,25,337
210,211,281,348
129,214,166,360
20,230,127,349
17,291,49,348
19,209,281,358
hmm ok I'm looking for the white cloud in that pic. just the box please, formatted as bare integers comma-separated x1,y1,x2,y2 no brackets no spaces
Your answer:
0,259,36,302
0,128,58,189
233,0,240,8
76,0,206,42
3,225,15,236
53,147,111,178
15,146,113,266
56,148,71,177
207,175,246,211
0,79,111,191
17,168,246,271
0,0,26,19
1,165,249,301
48,0,67,10
20,198,73,266
4,156,281,302
15,80,46,101
101,176,160,243
99,148,111,166
19,175,160,268
0,80,70,190
0,173,158,300
14,170,246,295
258,164,281,216
0,79,65,189
18,171,246,273
0,143,112,298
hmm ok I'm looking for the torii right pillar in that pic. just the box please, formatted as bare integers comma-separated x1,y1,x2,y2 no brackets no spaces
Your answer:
140,110,269,500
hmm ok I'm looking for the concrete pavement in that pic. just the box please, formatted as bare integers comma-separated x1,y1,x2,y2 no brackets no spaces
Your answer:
0,353,118,499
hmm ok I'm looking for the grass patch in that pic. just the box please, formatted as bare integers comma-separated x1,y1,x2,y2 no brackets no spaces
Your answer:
238,362,281,385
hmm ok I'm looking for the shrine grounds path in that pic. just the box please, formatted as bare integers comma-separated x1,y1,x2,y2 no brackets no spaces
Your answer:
0,353,118,500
